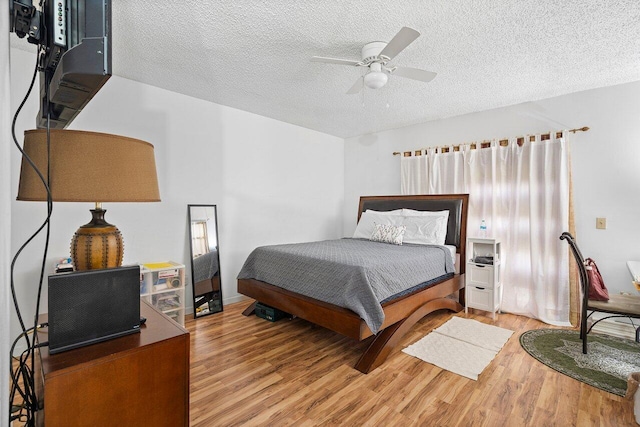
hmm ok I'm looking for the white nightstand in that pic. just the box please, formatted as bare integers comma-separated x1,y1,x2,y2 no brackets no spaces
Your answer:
465,238,502,319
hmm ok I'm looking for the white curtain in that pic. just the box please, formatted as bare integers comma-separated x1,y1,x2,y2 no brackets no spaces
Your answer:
191,221,209,257
401,136,570,325
1,7,12,422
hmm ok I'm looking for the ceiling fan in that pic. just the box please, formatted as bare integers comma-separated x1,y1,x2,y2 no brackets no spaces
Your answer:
311,27,437,94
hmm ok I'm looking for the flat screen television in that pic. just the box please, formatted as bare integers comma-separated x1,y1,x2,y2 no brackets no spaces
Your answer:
10,0,112,129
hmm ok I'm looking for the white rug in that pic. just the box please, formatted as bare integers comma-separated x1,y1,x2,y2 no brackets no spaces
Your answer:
402,316,513,380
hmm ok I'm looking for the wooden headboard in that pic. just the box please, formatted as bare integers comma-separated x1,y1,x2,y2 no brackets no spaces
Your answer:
358,194,469,273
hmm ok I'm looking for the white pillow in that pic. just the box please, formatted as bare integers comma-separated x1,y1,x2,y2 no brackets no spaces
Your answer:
366,209,403,215
370,223,406,245
402,209,449,217
402,211,449,246
353,211,404,239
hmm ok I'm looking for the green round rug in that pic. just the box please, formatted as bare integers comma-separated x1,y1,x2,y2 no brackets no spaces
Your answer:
520,329,640,396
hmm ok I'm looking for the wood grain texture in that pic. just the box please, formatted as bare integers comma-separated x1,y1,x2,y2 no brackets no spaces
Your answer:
34,301,189,427
239,275,464,373
187,301,637,426
239,274,464,342
355,297,462,373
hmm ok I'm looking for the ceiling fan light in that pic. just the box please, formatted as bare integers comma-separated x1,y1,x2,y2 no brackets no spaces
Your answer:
363,71,388,89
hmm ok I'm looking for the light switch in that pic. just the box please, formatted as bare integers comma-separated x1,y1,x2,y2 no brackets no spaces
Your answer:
596,217,606,230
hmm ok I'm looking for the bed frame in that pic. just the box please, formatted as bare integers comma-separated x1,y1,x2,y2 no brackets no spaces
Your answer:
238,194,469,373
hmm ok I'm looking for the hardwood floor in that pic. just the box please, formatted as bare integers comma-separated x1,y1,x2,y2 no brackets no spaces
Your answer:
188,301,635,426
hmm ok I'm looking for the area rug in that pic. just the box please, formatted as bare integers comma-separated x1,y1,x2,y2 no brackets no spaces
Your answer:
520,329,640,396
402,316,514,380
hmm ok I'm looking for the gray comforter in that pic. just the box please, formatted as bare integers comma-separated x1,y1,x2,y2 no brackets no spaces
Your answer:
193,250,218,283
237,238,454,333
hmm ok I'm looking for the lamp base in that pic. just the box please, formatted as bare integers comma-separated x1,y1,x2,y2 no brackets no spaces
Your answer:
71,209,124,270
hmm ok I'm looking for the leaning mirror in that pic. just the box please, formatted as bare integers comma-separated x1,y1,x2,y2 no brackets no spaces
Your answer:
188,205,223,318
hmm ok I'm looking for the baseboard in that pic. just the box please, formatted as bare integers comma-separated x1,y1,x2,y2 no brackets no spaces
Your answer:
225,295,250,305
590,315,638,340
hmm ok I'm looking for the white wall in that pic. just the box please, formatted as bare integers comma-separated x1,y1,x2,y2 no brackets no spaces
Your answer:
345,81,640,297
9,47,344,340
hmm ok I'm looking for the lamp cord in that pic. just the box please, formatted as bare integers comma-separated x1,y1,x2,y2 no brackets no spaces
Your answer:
9,4,54,421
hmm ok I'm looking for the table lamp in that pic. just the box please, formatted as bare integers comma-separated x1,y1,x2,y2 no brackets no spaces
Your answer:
17,129,161,270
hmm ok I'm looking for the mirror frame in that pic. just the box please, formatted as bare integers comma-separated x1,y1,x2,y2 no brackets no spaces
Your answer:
187,204,223,318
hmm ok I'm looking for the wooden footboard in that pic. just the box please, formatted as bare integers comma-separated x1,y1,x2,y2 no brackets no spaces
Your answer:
355,296,462,373
238,274,464,372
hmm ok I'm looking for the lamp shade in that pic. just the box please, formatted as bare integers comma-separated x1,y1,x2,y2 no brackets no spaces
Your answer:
17,129,160,270
17,129,160,202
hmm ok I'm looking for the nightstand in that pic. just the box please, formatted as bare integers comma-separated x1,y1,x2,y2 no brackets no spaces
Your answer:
465,238,502,319
35,301,190,426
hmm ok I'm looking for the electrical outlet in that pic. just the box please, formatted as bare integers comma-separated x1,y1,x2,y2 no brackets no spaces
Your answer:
596,217,606,230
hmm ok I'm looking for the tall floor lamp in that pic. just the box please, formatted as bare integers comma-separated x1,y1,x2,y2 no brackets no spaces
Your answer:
17,129,161,270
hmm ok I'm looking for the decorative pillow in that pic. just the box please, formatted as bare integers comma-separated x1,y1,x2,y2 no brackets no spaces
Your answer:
353,211,404,239
370,223,406,245
402,212,449,246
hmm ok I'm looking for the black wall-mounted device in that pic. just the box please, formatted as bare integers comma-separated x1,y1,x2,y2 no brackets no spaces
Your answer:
10,0,112,129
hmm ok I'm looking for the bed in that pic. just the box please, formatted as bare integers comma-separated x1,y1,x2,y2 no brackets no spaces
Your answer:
237,194,468,373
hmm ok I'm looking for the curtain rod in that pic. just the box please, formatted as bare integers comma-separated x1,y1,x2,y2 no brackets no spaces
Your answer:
392,126,589,156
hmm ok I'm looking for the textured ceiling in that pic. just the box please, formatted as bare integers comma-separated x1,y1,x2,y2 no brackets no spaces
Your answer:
11,1,640,138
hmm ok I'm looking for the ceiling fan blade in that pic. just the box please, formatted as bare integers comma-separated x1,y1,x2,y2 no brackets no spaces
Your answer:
311,56,360,66
378,27,420,60
393,66,437,83
346,77,363,95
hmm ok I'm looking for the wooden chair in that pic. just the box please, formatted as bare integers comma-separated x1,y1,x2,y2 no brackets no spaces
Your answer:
560,232,640,354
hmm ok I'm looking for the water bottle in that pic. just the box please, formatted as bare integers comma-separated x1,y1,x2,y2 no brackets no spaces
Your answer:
479,219,487,238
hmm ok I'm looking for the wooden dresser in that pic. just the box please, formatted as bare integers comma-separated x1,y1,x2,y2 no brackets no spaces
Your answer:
35,300,189,426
